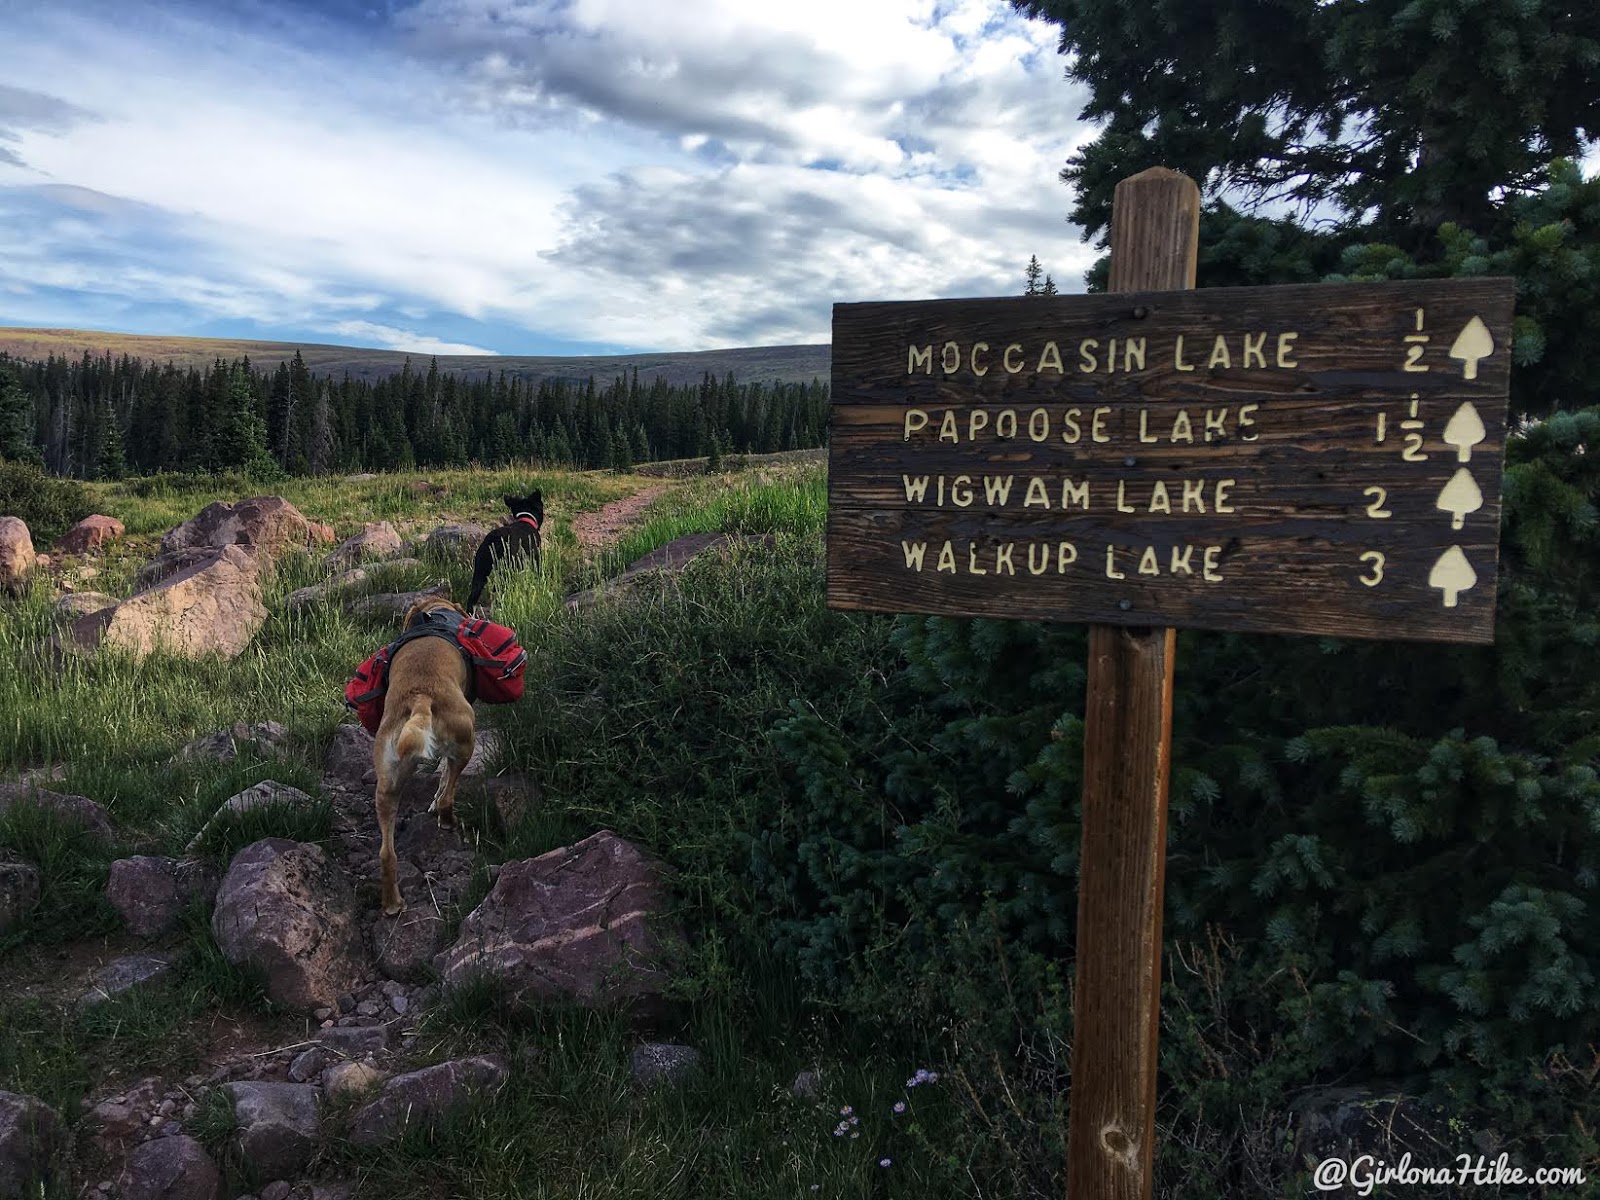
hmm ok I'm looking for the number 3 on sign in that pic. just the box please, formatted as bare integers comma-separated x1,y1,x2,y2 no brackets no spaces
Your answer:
1358,551,1385,587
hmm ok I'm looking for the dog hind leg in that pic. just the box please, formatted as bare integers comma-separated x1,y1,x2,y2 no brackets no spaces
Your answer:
375,774,404,916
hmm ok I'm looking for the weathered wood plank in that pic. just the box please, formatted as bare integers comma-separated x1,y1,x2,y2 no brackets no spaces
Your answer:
1066,166,1192,1200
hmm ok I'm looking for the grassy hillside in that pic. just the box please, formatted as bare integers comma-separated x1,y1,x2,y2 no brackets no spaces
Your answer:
0,327,832,387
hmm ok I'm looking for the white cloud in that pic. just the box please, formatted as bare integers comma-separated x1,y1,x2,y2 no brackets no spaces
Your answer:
0,0,1096,352
331,320,498,355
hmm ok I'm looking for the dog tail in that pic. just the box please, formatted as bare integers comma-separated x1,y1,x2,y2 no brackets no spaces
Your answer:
394,696,437,766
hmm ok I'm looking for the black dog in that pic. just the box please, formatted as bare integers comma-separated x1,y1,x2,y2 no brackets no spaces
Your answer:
465,491,543,612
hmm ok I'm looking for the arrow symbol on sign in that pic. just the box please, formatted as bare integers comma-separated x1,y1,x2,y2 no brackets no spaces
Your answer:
1436,468,1484,530
1429,546,1478,608
1449,316,1494,380
1442,402,1486,462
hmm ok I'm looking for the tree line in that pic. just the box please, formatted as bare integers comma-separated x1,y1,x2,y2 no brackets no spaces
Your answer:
0,350,831,479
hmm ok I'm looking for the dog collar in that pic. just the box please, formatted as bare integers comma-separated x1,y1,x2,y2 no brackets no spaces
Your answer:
513,513,540,531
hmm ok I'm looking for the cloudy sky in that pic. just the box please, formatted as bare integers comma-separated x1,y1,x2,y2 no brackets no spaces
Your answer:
0,0,1099,356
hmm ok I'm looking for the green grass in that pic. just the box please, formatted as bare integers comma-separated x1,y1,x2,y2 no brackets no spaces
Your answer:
0,459,997,1199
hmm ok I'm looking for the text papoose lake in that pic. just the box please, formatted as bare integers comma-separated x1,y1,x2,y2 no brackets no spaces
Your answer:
826,277,1515,644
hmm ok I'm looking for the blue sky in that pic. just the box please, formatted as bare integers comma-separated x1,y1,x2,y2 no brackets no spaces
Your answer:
0,0,1102,356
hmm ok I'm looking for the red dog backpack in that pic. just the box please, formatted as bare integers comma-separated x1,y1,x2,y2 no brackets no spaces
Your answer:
344,615,526,733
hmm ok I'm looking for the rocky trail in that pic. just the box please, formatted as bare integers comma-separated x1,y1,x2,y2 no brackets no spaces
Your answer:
0,488,762,1200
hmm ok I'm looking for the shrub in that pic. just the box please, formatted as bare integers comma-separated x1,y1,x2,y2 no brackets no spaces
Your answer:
0,459,94,544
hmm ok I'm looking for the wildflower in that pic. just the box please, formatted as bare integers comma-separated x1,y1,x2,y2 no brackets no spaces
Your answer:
840,1106,853,1116
880,1158,892,1168
892,1101,906,1114
851,1132,860,1140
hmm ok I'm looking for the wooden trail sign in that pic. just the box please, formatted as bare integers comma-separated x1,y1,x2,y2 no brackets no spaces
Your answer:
827,274,1514,645
822,166,1513,1200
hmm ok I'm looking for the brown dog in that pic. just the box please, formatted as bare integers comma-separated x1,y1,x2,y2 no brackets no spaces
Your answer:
373,595,476,916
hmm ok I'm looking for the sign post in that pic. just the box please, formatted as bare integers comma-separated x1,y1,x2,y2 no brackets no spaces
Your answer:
824,166,1513,1199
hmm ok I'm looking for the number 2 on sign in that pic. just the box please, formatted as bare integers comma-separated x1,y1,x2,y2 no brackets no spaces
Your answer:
1358,551,1385,587
1364,487,1393,518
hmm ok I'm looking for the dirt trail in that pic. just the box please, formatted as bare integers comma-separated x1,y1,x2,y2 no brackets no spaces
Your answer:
568,484,671,553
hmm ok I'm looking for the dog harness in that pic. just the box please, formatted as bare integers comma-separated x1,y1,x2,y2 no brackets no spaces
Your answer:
344,608,527,734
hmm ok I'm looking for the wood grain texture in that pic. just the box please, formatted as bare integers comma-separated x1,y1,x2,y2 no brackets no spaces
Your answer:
1065,167,1192,1200
825,275,1514,643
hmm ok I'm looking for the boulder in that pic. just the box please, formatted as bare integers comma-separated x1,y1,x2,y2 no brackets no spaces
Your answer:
630,1043,702,1088
462,729,501,778
211,839,368,1011
0,516,35,596
346,1056,508,1146
482,774,539,831
76,953,177,1010
221,1082,319,1179
322,725,375,790
791,1069,823,1100
283,559,422,613
565,533,773,610
422,523,489,564
0,782,113,839
324,522,404,570
117,1134,223,1200
317,1025,389,1058
185,780,313,852
370,907,449,984
434,830,681,1009
349,582,450,621
177,720,290,764
107,856,217,937
160,496,321,560
67,544,267,661
0,1091,67,1196
57,514,125,556
50,590,118,627
321,1061,387,1103
0,854,40,937
1282,1086,1445,1181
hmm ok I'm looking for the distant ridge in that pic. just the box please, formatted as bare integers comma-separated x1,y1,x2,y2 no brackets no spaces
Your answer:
0,327,832,388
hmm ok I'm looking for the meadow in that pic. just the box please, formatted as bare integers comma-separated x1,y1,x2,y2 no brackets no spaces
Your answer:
0,459,996,1200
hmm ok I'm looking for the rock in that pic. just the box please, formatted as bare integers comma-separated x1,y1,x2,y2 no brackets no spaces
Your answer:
160,496,322,562
349,582,450,621
324,522,404,571
284,559,422,614
116,1133,222,1200
565,533,773,610
211,840,368,1011
1283,1086,1445,1180
791,1069,822,1100
68,545,267,661
482,775,539,831
322,725,375,790
107,856,217,937
50,590,118,627
306,521,336,545
0,516,35,597
186,782,315,852
422,524,489,564
461,729,501,779
630,1043,702,1088
321,1061,387,1103
177,721,290,764
58,515,125,556
434,830,682,1010
221,1082,319,1179
76,954,176,1010
0,1091,67,1195
317,1025,388,1058
346,1056,508,1146
131,547,235,593
371,907,448,984
0,782,113,839
260,1182,292,1200
288,1048,329,1084
0,853,40,937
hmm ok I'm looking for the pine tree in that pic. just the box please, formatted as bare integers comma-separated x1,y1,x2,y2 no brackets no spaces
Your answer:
1023,254,1044,295
0,362,38,463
